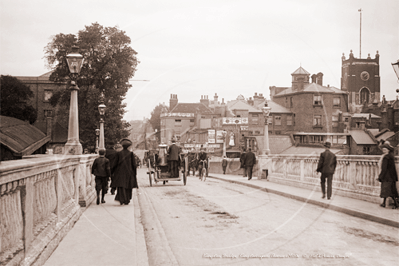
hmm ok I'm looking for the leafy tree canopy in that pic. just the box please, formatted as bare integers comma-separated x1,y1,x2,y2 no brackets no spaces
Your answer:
0,75,37,124
149,103,168,141
44,22,139,148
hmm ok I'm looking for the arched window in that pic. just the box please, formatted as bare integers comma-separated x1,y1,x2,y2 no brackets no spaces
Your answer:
359,87,370,104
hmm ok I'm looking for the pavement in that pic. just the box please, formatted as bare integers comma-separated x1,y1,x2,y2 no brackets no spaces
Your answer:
43,171,399,266
43,189,148,266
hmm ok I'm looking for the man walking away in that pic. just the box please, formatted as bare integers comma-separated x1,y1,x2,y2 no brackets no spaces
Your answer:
168,139,180,178
316,141,337,200
222,156,228,174
240,149,247,177
91,149,111,205
244,148,256,180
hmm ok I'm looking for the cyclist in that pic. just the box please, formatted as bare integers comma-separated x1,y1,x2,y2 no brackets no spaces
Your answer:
197,145,208,178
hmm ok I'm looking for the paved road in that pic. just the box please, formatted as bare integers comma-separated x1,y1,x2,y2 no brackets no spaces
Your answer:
138,169,399,266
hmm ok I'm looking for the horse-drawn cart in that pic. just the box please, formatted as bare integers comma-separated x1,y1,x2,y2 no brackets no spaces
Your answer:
146,144,188,186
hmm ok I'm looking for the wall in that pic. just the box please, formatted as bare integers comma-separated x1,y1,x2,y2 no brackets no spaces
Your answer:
209,154,393,204
0,154,97,266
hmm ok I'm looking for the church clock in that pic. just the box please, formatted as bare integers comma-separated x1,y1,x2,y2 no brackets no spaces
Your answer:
360,71,370,81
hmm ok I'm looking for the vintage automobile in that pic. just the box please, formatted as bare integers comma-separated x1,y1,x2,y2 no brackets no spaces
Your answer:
146,144,188,186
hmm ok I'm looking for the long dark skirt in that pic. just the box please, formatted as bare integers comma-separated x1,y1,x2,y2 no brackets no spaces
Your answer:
380,182,399,198
115,187,132,205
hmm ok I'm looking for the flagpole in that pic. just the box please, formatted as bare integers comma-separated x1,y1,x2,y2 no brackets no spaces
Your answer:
359,8,362,58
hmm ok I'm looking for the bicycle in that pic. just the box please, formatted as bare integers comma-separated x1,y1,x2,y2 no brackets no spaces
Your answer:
198,160,207,181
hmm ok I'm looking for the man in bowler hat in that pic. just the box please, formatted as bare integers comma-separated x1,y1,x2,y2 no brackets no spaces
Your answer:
316,141,337,200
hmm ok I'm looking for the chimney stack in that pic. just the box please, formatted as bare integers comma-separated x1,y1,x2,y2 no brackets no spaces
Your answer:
316,72,323,86
169,94,178,111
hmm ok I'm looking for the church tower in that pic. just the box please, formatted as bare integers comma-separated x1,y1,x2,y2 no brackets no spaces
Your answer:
341,50,380,112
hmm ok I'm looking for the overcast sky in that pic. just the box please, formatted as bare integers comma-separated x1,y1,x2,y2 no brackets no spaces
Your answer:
1,0,398,121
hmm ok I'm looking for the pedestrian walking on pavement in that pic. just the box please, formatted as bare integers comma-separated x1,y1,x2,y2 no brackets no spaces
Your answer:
112,139,139,205
377,141,399,209
240,149,247,177
91,149,111,205
244,148,256,180
105,141,118,195
222,156,228,174
316,141,337,200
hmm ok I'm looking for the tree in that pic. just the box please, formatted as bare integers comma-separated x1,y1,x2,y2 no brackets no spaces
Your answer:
44,22,139,148
0,75,37,124
148,103,168,143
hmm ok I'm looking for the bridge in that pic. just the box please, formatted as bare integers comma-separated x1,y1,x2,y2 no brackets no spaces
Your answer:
1,154,398,265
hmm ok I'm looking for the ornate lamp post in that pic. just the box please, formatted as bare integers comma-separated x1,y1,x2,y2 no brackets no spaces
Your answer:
64,46,84,155
392,60,399,80
262,102,272,155
98,91,106,151
222,130,227,157
95,128,100,153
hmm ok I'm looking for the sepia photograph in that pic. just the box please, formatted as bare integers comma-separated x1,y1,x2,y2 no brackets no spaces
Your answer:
1,0,398,265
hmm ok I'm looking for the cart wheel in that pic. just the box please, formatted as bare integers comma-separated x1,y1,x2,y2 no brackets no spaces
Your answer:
148,172,152,187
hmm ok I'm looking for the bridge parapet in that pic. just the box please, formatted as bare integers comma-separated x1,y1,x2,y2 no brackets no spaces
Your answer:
0,154,97,266
209,154,393,204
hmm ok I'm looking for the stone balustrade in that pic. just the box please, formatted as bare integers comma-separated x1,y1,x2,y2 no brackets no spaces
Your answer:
209,154,396,204
0,154,97,266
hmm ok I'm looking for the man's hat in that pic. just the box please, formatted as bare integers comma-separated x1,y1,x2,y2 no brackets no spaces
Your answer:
323,142,331,148
120,138,132,148
380,142,394,151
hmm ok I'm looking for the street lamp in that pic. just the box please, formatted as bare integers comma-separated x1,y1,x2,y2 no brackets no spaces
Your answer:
392,60,399,80
98,90,106,151
222,130,227,157
262,101,272,155
64,46,84,155
95,128,100,153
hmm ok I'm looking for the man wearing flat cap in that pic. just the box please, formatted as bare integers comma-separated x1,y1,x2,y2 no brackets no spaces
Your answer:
316,141,337,200
111,138,139,205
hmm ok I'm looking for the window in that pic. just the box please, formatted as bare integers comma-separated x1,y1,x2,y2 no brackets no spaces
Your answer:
275,116,281,126
255,130,260,135
290,97,293,108
313,115,322,127
275,131,281,135
44,90,53,102
333,97,341,107
267,117,273,125
363,146,370,155
332,115,338,128
287,115,293,126
175,119,182,127
248,131,253,136
252,114,259,124
313,95,322,105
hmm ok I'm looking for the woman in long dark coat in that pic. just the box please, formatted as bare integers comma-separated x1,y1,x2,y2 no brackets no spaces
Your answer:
111,139,139,205
378,142,398,209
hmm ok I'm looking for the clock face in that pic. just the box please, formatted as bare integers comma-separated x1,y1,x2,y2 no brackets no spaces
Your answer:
360,71,370,81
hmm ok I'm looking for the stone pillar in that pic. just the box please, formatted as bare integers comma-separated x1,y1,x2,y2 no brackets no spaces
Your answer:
64,81,82,155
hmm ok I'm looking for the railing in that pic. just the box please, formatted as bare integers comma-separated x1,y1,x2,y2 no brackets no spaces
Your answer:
0,154,97,266
209,154,392,203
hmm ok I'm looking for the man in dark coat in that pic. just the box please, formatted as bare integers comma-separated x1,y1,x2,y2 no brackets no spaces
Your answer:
240,149,247,177
168,139,180,178
244,148,256,180
222,156,228,174
316,142,337,200
91,149,111,205
112,139,139,205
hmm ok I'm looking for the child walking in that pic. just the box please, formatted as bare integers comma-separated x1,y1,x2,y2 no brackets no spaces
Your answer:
91,149,111,205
